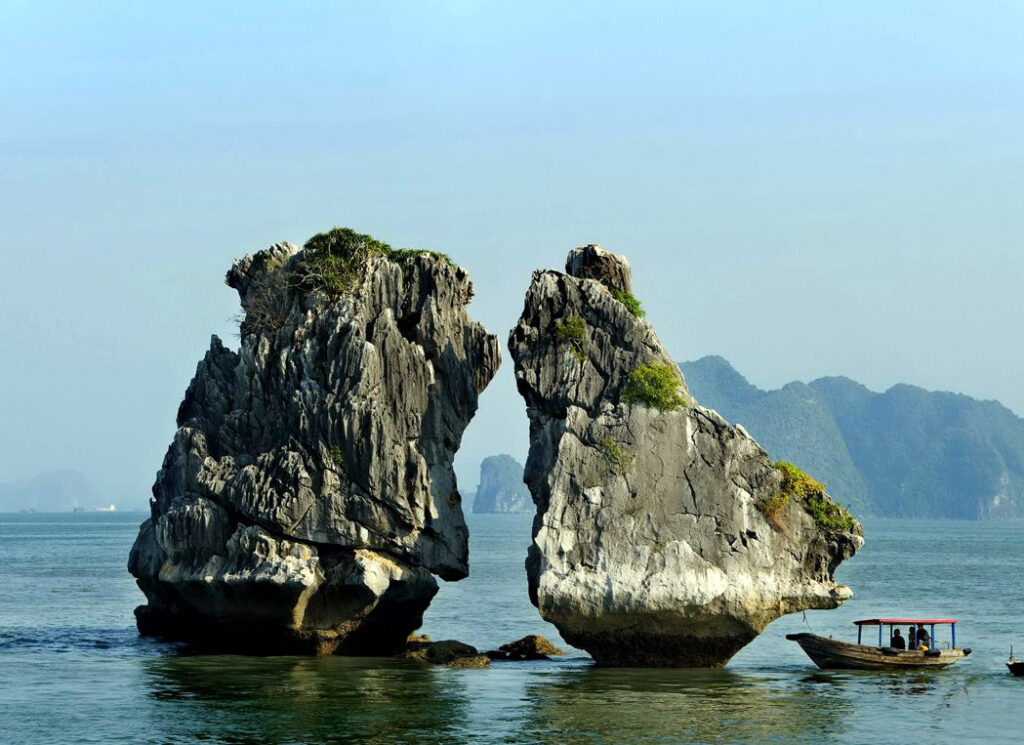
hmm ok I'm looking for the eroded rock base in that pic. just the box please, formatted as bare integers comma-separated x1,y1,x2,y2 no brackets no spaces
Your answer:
565,630,755,668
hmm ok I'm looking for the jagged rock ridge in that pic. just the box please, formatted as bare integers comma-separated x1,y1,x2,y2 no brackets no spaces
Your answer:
129,230,501,654
509,244,863,667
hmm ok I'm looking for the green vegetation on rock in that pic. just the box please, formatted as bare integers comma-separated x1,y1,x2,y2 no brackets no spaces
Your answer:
554,315,588,362
805,492,858,532
774,461,825,500
597,438,634,475
758,491,790,530
760,460,856,533
301,227,393,296
389,248,456,267
612,289,645,318
299,227,458,297
621,362,688,412
239,227,458,333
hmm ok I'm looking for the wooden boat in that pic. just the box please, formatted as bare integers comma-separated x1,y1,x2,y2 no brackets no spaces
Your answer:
787,618,971,670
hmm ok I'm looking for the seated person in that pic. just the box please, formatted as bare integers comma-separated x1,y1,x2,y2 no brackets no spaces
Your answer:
907,625,917,650
917,627,930,650
890,628,906,650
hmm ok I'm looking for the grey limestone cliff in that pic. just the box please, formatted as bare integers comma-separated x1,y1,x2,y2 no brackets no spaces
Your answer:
128,230,501,654
509,245,863,667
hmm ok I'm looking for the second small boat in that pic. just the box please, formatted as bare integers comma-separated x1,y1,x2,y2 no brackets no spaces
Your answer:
788,618,971,670
1008,648,1024,677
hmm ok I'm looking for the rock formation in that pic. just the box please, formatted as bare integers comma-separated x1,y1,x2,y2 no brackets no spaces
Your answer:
401,638,491,667
487,635,564,661
508,244,863,667
472,454,531,513
128,229,501,654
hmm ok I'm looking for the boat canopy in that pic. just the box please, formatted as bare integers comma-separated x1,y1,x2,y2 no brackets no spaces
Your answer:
853,618,961,648
854,619,957,626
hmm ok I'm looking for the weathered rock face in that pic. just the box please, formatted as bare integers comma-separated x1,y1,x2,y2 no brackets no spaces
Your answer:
472,454,531,513
509,245,863,667
129,235,501,654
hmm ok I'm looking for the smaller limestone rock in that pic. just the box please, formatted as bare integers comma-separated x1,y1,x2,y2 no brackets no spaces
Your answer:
490,635,564,661
448,654,491,669
401,638,483,666
472,454,531,513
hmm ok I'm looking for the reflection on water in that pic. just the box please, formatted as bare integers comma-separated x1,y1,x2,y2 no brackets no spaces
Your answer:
516,667,855,745
143,656,474,745
140,658,866,745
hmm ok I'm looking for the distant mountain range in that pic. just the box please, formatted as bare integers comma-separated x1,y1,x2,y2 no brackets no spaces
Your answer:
681,356,1024,520
0,470,106,512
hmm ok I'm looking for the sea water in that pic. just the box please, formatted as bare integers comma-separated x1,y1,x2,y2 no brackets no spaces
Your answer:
0,513,1021,744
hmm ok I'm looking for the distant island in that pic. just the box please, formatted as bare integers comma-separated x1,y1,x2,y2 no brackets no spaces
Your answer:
472,454,531,513
0,470,109,513
681,356,1024,519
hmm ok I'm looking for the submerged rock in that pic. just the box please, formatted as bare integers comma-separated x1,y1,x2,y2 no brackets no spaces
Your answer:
508,245,863,667
488,635,564,661
129,229,501,655
401,638,490,667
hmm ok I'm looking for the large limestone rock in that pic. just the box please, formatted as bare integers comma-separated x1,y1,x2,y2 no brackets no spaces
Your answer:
509,245,863,667
129,232,501,654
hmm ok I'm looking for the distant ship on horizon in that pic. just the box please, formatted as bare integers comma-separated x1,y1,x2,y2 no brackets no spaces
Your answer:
72,504,117,513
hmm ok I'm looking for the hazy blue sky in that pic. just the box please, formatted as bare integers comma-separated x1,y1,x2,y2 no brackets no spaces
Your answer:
2,1,1022,506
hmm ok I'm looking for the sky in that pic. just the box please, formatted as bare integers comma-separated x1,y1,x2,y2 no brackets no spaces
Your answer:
1,1,1022,507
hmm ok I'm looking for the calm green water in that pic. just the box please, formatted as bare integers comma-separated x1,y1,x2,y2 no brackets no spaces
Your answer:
1,513,1021,744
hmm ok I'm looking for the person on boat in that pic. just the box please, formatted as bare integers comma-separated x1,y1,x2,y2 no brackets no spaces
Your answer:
891,628,906,650
917,627,930,650
907,625,917,650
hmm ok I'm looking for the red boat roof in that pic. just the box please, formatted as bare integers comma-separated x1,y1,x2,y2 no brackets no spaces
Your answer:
854,618,957,625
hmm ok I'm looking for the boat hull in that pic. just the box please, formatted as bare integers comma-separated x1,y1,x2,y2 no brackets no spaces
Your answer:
1008,661,1024,677
786,633,970,670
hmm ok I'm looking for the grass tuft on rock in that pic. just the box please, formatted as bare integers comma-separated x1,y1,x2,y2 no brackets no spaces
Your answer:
621,362,688,412
612,289,645,318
